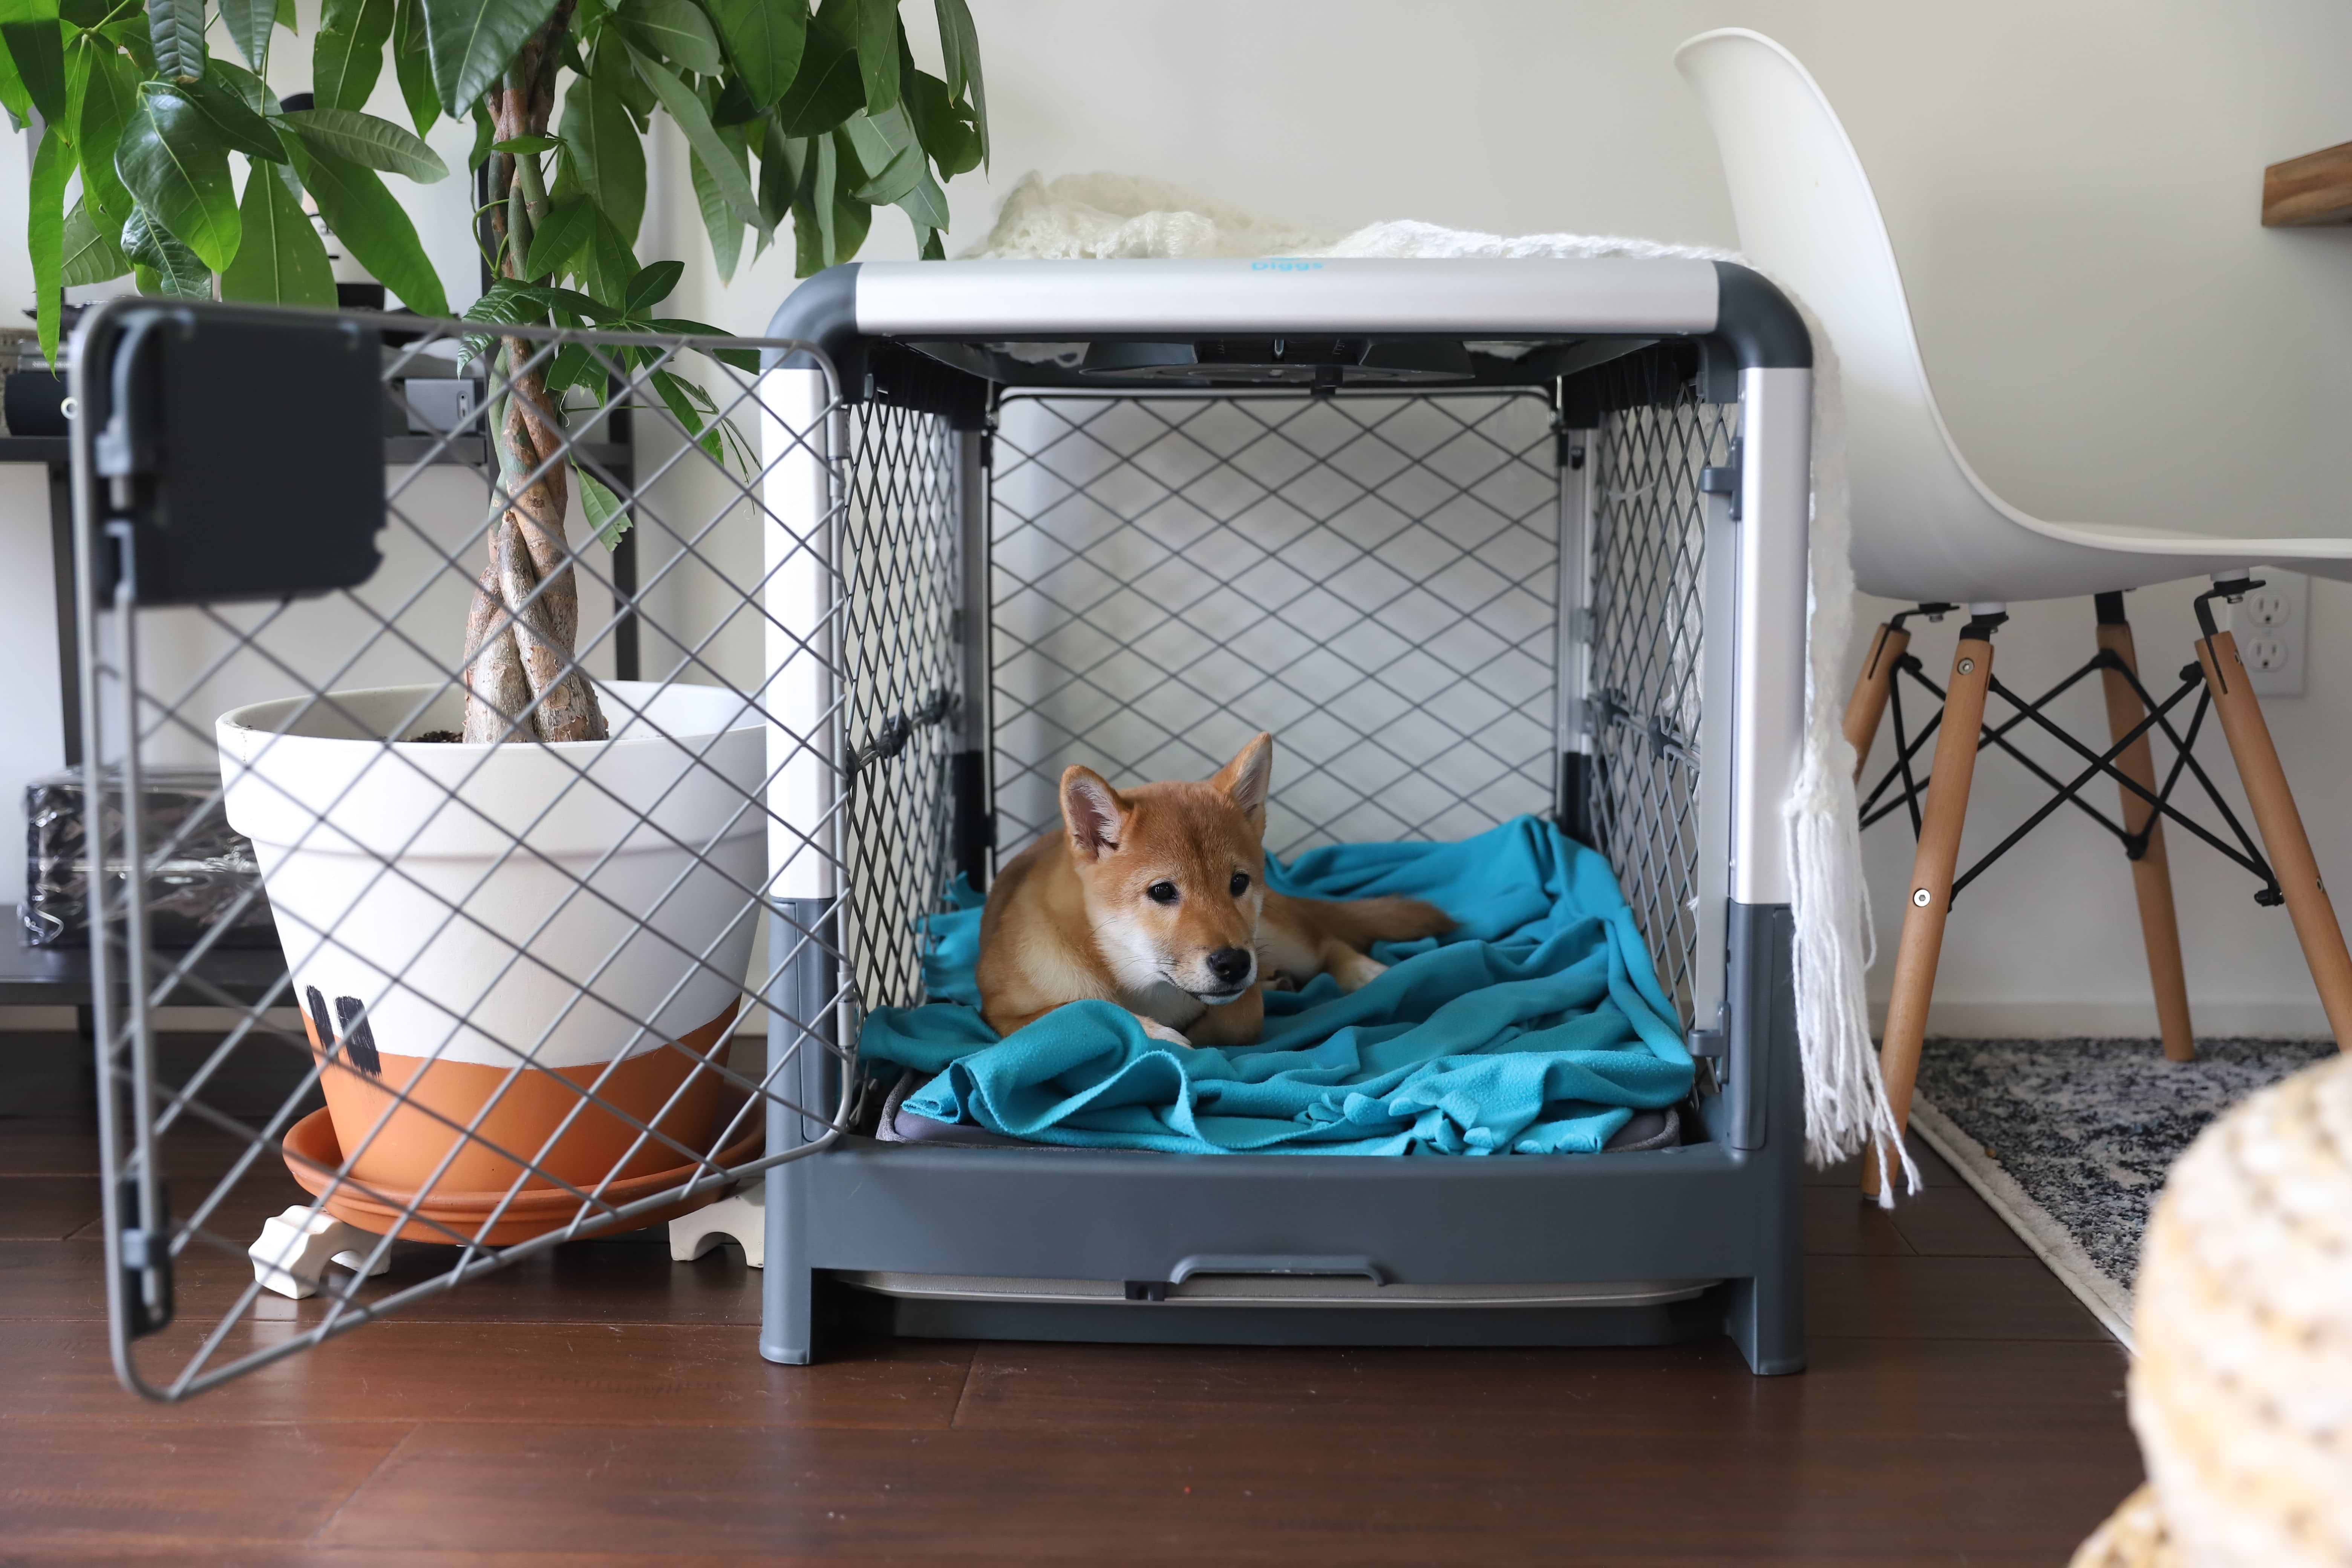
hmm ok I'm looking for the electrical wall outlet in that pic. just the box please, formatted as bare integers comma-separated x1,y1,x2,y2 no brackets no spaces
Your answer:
2233,569,2309,697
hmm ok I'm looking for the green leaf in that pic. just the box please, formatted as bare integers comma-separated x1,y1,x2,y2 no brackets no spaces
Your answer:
773,3,858,136
456,274,549,364
831,188,868,263
916,223,942,260
217,0,275,70
60,196,127,285
29,126,66,363
932,0,982,164
839,103,919,205
705,0,800,108
207,56,278,116
789,122,833,276
758,121,806,228
467,98,493,168
491,132,557,153
579,206,637,302
315,0,394,112
0,36,28,128
853,0,895,115
577,463,631,547
94,15,148,71
622,256,680,314
285,137,449,314
121,204,211,296
178,70,287,160
646,316,758,371
689,137,743,283
420,0,559,118
391,0,437,133
893,161,945,233
145,0,203,82
905,68,977,177
529,281,619,319
558,70,644,241
220,156,335,305
648,366,721,463
628,45,761,230
282,108,448,181
277,0,297,30
115,83,239,270
614,0,719,74
595,28,652,122
522,193,593,277
65,29,135,222
1,4,66,125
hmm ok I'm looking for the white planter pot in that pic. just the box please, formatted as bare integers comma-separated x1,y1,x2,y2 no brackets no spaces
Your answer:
217,680,764,1204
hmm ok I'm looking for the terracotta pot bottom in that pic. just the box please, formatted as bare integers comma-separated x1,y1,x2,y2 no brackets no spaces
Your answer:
280,1106,764,1246
301,1004,742,1193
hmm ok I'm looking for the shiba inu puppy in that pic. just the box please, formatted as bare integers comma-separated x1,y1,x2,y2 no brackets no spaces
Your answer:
976,733,1452,1047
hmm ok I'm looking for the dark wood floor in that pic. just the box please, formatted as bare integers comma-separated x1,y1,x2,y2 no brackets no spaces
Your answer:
1,1031,2142,1564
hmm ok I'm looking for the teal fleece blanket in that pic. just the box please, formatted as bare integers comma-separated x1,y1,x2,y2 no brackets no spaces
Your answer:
857,816,1693,1156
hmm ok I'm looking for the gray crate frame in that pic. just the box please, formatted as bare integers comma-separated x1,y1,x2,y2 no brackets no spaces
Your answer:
82,257,1813,1393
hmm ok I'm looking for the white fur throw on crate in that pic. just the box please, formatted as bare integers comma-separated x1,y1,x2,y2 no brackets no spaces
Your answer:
965,174,1910,1190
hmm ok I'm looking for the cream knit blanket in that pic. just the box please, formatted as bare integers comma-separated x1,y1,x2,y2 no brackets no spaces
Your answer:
964,173,1911,1190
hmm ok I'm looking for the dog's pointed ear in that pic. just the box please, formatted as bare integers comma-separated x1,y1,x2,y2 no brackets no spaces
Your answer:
1060,766,1128,861
1211,732,1274,827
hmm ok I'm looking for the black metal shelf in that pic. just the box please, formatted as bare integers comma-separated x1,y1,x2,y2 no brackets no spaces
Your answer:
0,942,287,1009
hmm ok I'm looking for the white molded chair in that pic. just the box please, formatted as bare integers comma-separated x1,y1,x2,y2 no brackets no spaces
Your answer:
1676,29,2352,1184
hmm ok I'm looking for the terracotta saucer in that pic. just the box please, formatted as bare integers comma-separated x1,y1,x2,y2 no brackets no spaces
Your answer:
280,1106,763,1246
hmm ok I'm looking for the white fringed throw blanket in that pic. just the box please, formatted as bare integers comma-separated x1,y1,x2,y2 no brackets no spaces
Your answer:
965,173,1914,1192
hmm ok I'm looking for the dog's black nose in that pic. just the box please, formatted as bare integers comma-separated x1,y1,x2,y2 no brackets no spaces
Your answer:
1207,948,1253,986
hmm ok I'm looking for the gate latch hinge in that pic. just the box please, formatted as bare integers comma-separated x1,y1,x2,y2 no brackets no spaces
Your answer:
1687,1004,1728,1061
1698,438,1743,522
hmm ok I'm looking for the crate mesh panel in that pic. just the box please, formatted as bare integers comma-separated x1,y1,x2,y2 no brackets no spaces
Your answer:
988,392,1559,862
1583,384,1738,1024
79,307,957,1399
838,405,960,1011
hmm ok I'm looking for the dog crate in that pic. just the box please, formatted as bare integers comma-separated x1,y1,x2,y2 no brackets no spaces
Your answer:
78,258,1811,1404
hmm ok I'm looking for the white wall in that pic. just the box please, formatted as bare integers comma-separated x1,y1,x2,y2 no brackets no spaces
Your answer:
6,0,2352,1034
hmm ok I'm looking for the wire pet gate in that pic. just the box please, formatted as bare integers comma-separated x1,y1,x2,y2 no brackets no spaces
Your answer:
77,300,949,1398
82,279,1784,1392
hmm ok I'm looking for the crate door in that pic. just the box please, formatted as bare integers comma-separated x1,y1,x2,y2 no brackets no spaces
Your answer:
74,302,960,1399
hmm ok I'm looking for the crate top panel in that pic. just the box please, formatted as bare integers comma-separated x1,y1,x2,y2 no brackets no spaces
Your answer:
767,258,1809,403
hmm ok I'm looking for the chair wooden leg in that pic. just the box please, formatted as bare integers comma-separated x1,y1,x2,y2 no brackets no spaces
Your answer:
1844,622,1911,783
2196,627,2352,1050
2095,594,2196,1062
1865,630,1996,1197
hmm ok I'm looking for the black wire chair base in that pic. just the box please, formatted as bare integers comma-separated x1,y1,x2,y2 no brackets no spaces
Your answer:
1859,635,2282,909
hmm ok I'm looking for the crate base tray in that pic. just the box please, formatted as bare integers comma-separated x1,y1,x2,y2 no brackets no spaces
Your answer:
837,1270,1716,1308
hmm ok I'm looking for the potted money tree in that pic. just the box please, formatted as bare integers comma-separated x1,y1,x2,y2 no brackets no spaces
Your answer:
5,0,988,1222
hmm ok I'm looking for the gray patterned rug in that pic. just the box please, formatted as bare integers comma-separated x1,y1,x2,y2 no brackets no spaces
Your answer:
1911,1038,2335,1339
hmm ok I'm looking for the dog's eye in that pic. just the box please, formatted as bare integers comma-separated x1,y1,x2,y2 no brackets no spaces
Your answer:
1147,881,1179,905
1229,872,1250,896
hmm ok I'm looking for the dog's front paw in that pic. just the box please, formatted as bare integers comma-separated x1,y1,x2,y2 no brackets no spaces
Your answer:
1139,1018,1193,1048
1332,952,1389,993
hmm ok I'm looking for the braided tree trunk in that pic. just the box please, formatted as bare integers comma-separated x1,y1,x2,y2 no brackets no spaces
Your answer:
460,1,608,745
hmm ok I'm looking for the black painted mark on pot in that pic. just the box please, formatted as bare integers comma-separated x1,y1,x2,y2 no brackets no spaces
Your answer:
331,996,382,1076
304,986,336,1054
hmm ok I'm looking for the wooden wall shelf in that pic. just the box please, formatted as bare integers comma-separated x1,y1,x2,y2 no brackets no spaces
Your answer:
2263,140,2352,227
